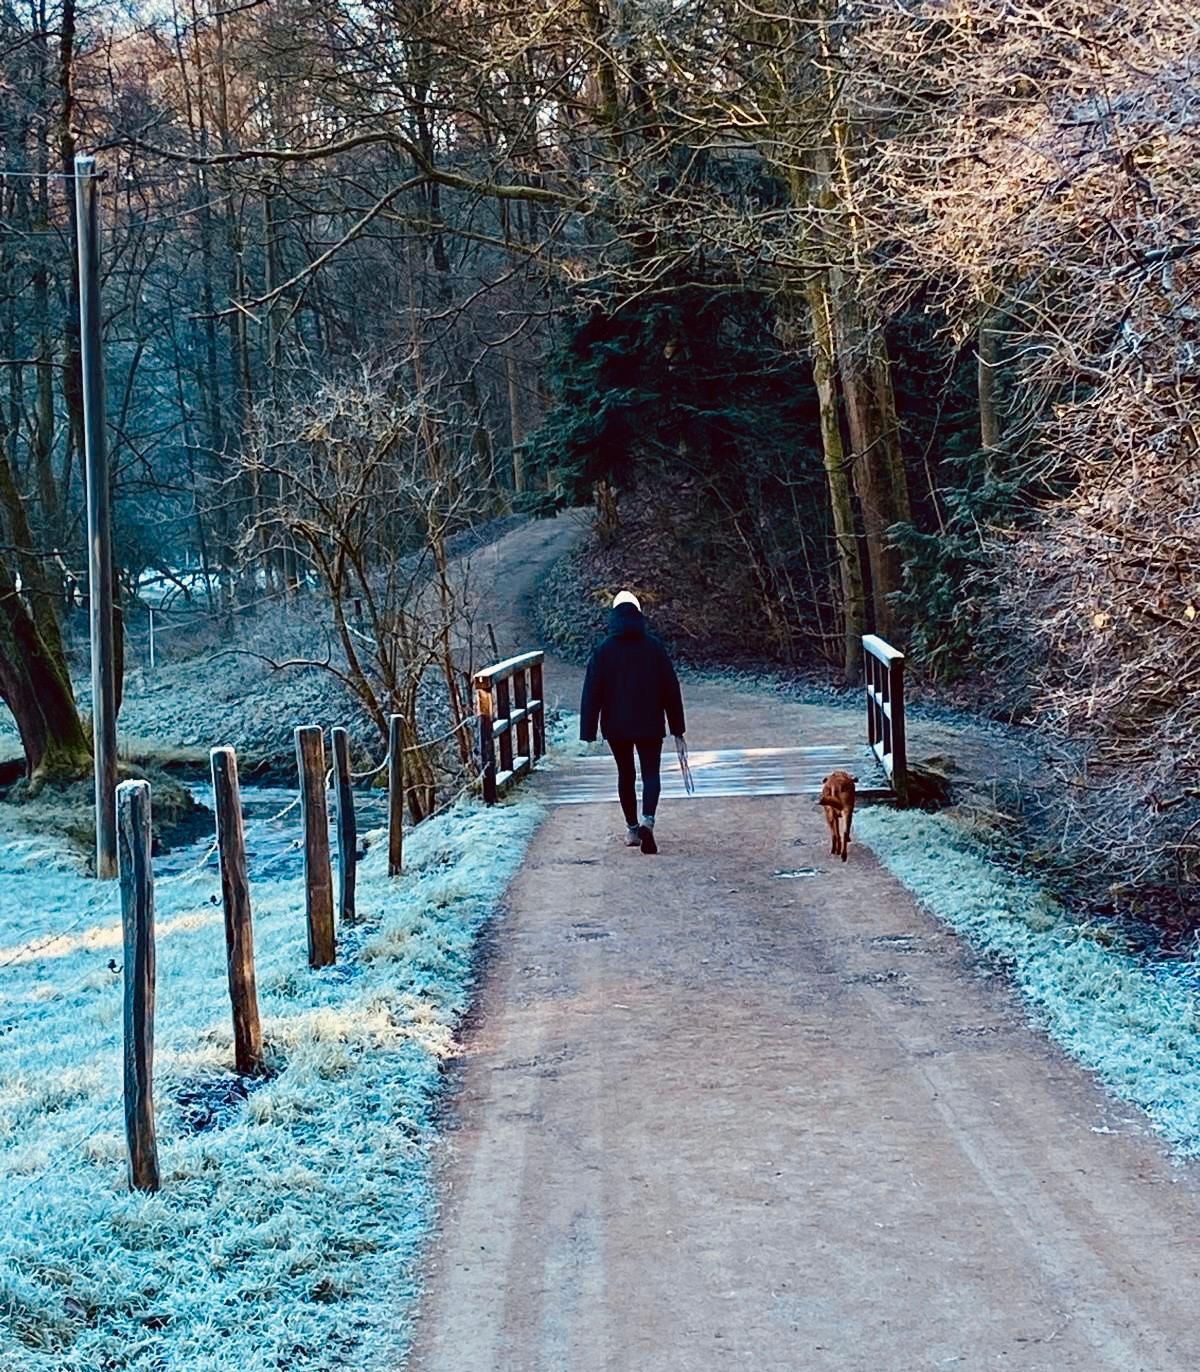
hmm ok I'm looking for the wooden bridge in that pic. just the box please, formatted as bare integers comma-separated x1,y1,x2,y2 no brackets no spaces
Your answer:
474,634,908,807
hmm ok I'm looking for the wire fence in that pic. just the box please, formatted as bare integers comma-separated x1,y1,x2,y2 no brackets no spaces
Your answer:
0,726,487,1208
0,710,484,966
2,1101,125,1208
0,654,555,1208
157,791,306,888
0,899,117,973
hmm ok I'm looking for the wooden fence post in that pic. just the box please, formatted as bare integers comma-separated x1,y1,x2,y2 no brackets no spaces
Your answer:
865,653,877,751
332,726,357,920
388,714,404,877
116,779,160,1193
210,746,264,1076
295,725,335,967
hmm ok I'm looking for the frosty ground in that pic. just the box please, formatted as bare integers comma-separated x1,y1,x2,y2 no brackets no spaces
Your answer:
0,794,541,1371
0,513,530,780
858,807,1200,1155
0,515,578,1370
6,511,1200,1369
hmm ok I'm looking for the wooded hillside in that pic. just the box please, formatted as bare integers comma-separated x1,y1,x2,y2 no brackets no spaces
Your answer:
1,0,1196,899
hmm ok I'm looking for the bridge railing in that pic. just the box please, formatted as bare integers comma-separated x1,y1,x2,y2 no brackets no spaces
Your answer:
863,635,908,805
475,650,546,805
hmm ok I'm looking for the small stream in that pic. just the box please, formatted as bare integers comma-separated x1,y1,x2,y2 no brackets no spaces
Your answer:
156,782,390,883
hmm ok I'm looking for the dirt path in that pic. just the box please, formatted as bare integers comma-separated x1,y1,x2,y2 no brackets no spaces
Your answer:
408,518,1199,1371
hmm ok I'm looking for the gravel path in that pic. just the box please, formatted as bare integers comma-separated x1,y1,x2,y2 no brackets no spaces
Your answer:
406,525,1200,1372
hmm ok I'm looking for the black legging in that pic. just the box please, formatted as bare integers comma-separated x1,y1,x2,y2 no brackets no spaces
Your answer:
608,738,663,827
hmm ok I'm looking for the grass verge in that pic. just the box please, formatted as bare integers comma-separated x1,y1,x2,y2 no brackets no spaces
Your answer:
0,794,542,1370
858,806,1200,1156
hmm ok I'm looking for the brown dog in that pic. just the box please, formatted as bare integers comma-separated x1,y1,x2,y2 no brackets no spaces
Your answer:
819,771,857,862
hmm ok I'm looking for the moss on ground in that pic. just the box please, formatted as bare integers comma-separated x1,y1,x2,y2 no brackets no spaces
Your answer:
3,764,209,861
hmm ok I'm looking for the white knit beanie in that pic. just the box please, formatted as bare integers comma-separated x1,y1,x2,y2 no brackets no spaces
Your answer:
612,590,641,611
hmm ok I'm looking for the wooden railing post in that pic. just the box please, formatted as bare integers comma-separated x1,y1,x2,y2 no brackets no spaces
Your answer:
866,654,880,751
889,653,908,807
882,660,893,759
477,684,497,805
294,725,335,967
862,634,908,806
331,726,357,922
116,779,160,1193
388,714,404,876
513,665,531,764
496,674,514,777
210,746,264,1077
530,657,546,760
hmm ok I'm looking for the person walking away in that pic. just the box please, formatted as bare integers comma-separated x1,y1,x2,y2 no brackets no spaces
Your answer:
580,591,686,854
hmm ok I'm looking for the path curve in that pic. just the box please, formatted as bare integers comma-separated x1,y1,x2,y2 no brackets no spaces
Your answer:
408,513,1199,1372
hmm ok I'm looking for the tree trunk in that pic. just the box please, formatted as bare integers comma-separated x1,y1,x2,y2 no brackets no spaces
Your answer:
807,270,865,683
32,339,61,545
263,180,294,595
594,478,619,545
0,552,90,784
180,0,233,608
30,94,63,554
978,301,1002,465
506,352,526,494
0,428,70,674
872,339,912,534
58,0,86,473
831,278,907,639
213,7,265,602
581,0,625,153
816,25,911,641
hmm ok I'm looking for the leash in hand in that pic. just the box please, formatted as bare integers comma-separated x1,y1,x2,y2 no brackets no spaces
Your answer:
675,736,695,795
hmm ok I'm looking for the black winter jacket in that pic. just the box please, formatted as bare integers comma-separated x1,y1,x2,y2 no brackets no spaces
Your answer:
580,604,686,743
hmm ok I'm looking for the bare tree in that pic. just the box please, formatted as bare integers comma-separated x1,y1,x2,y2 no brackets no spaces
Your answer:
235,362,487,819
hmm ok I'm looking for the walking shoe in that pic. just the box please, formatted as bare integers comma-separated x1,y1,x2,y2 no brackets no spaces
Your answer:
624,826,641,847
638,824,658,855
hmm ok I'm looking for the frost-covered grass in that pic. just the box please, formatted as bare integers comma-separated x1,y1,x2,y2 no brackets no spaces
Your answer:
858,806,1200,1156
0,795,542,1370
544,710,607,761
